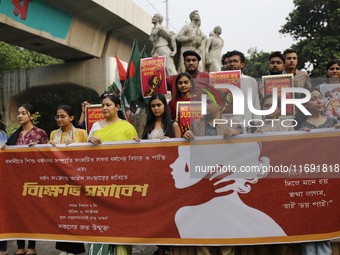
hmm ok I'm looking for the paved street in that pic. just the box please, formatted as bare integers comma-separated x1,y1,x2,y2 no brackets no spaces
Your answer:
5,241,158,255
5,240,340,255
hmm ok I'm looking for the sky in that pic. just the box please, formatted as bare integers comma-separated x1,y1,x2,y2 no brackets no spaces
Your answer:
132,0,297,57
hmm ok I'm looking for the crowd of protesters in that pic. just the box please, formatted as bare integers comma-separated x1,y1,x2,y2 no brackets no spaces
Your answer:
0,48,339,255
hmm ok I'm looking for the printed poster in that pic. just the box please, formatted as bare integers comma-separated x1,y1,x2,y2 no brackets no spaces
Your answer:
176,101,202,135
85,104,104,132
262,74,294,117
320,84,340,122
140,56,167,98
0,131,339,245
209,70,241,114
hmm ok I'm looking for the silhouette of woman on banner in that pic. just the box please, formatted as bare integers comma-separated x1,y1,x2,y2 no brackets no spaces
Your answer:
170,142,286,238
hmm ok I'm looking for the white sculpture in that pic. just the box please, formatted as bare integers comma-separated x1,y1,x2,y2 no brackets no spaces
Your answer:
206,26,224,72
150,13,177,76
196,19,207,72
176,10,204,73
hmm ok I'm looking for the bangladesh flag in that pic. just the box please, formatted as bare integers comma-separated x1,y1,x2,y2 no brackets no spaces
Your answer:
123,40,147,110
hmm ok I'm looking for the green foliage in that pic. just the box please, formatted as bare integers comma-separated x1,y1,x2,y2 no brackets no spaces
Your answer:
279,0,340,78
6,123,20,136
32,112,41,125
0,42,98,136
0,41,64,71
29,88,99,136
243,48,271,79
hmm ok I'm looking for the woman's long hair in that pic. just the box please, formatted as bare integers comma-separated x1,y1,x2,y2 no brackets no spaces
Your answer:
99,92,125,120
142,93,174,139
294,88,320,130
6,104,35,145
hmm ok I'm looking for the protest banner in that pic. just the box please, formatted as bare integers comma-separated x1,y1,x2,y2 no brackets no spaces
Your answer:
209,71,241,114
0,130,339,245
85,104,104,133
140,56,167,98
262,74,294,117
176,102,202,135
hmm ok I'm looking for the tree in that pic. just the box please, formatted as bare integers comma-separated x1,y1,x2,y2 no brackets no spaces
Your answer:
0,42,98,135
279,0,340,78
243,48,271,80
30,88,99,136
0,41,64,71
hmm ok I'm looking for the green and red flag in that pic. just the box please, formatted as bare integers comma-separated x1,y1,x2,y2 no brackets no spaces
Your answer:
106,54,126,100
115,54,126,82
123,40,147,110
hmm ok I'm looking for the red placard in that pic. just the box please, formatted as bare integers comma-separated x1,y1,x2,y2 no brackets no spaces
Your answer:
140,56,167,98
209,71,241,114
262,74,294,117
85,104,104,132
176,101,202,135
209,70,241,89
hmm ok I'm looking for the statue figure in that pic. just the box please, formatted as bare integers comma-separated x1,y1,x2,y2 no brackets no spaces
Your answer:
196,19,207,72
176,10,204,73
205,26,224,72
150,13,177,76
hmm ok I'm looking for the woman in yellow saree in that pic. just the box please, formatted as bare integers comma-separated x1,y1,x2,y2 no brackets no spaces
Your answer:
88,93,137,144
88,92,137,255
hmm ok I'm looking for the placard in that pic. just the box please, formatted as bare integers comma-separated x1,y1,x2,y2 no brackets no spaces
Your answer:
176,101,202,135
140,56,167,98
262,74,294,117
85,104,104,132
320,84,340,122
209,71,241,114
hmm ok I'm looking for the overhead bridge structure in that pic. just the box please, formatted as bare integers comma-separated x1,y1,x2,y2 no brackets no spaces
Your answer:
0,0,152,123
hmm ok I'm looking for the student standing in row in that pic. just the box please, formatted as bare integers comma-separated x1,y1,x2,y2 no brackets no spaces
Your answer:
88,93,137,255
2,104,48,255
48,105,87,255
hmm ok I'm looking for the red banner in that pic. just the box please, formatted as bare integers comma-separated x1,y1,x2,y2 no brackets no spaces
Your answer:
0,130,339,245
